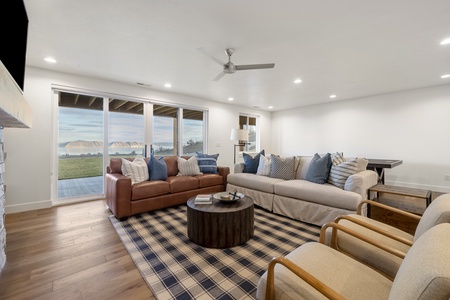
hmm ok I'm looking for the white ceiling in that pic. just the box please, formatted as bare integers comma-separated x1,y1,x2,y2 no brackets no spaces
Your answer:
23,0,450,111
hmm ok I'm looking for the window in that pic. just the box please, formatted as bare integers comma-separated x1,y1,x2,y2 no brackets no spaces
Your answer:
182,108,204,155
108,98,145,157
239,114,259,152
152,105,205,156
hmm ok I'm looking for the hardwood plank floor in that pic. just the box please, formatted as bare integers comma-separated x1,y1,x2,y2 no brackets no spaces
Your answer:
0,200,155,300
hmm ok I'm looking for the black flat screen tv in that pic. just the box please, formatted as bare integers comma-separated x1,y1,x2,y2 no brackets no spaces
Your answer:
0,0,28,93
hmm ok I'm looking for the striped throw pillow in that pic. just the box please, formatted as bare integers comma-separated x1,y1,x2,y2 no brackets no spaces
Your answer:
121,157,149,185
269,155,296,180
331,152,345,166
177,156,202,176
195,152,219,174
327,158,358,189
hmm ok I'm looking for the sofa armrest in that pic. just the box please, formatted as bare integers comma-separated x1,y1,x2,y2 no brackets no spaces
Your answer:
105,172,132,219
344,170,378,200
217,166,230,187
234,163,245,173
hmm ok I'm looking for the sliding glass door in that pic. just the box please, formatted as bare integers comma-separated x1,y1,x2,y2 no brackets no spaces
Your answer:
55,91,207,202
57,92,104,199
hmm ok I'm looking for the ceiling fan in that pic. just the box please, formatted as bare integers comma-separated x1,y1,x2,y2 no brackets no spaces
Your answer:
197,48,275,81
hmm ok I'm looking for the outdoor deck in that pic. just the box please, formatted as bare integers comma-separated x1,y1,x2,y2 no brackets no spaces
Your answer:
58,176,103,199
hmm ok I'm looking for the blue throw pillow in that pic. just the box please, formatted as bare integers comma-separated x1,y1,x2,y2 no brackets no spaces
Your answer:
243,149,265,174
305,153,332,184
148,155,168,181
195,152,219,174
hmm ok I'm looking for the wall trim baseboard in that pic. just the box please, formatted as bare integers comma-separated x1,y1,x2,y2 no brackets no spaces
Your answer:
385,180,450,194
5,200,52,214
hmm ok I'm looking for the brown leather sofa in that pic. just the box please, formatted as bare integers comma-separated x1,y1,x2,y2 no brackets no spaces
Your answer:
105,156,230,219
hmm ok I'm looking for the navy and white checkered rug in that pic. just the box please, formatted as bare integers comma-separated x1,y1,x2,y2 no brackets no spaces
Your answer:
109,205,320,299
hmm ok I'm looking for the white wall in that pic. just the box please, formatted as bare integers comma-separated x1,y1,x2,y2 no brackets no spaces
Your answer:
271,84,450,193
3,66,272,213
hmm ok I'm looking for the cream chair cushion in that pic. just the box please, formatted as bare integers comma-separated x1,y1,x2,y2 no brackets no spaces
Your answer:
256,242,392,300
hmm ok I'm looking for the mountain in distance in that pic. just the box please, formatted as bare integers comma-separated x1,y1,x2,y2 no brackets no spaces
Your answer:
60,140,144,148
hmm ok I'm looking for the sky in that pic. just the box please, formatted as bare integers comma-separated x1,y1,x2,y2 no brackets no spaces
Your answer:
58,107,203,146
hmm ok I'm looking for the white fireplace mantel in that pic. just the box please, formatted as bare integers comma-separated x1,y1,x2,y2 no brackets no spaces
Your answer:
0,60,32,128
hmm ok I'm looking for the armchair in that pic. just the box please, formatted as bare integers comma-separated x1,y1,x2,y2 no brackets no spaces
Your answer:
322,193,450,279
256,223,450,300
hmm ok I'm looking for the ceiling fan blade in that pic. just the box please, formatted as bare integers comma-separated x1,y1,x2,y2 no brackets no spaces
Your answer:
197,47,226,66
235,63,275,70
213,72,226,81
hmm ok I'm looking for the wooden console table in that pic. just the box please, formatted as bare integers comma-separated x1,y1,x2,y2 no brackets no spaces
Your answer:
367,159,403,184
368,184,431,234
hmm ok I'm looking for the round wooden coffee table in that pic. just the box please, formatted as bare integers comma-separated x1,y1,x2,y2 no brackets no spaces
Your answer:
186,195,254,248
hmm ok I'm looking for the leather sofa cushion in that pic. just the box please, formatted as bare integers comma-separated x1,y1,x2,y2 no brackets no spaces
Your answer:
131,180,170,200
166,176,199,193
164,155,191,176
196,174,223,188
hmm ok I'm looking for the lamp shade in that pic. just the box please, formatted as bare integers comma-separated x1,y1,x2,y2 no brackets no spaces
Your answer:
230,129,249,141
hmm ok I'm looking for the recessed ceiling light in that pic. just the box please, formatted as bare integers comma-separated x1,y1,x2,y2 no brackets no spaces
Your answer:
441,74,450,79
440,38,450,45
228,97,234,101
44,57,57,63
268,106,273,109
164,83,172,88
294,79,302,84
330,95,337,98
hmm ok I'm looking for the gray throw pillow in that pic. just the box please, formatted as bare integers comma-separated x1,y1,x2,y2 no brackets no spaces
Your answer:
269,155,296,180
305,153,332,184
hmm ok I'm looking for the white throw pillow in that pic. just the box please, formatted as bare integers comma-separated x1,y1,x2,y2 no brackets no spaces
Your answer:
177,156,202,176
256,155,271,176
121,157,149,185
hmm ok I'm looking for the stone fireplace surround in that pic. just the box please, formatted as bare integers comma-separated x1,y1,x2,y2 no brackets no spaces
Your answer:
0,61,32,270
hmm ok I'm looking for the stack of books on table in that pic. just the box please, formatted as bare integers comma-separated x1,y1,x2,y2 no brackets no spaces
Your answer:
195,194,212,205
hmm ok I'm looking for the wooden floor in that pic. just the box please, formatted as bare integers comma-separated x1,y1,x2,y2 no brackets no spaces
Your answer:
0,200,155,300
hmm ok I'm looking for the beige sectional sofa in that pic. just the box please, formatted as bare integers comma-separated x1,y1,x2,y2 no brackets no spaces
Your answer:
226,154,378,226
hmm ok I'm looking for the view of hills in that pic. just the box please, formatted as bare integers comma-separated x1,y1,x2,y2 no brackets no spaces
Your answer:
59,141,145,148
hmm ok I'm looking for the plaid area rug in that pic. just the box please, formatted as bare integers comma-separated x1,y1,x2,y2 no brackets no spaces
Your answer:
109,205,320,300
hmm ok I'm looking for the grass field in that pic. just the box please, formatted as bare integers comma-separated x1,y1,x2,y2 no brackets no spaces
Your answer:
58,157,103,180
58,155,134,180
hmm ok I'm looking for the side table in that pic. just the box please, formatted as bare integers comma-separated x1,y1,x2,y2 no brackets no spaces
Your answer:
368,184,431,234
186,195,254,248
